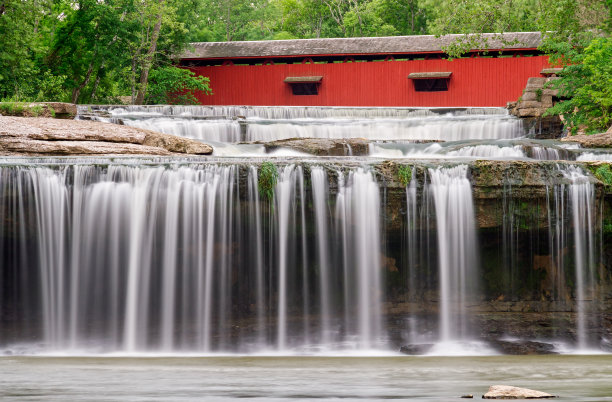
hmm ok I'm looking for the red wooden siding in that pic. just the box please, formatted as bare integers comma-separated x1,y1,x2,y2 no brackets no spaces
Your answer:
188,55,550,107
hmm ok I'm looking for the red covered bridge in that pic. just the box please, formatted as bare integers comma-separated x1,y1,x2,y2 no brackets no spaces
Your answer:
179,32,551,107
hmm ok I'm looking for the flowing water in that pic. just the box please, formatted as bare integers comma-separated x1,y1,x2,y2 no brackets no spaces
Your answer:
428,165,478,345
79,105,524,142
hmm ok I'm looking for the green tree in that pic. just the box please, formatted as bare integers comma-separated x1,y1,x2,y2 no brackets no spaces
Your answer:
545,38,612,134
0,0,51,100
145,66,212,104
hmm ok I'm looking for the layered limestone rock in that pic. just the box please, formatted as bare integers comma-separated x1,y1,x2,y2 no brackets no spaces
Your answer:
0,116,213,155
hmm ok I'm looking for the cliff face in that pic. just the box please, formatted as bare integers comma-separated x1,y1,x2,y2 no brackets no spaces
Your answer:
1,150,611,351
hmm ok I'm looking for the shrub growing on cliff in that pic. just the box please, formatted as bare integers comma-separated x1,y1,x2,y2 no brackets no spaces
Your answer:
258,162,279,200
397,165,412,187
145,67,212,105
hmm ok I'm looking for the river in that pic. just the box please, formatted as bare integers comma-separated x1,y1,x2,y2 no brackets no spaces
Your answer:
1,355,611,400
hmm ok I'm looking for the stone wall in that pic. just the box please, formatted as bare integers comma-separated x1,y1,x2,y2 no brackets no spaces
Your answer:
507,71,565,139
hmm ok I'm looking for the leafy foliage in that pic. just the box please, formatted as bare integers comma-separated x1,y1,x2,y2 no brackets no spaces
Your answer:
594,164,612,187
258,162,279,201
146,67,212,104
397,165,412,187
545,38,612,134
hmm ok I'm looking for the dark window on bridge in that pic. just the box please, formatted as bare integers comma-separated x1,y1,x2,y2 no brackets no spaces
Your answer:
408,72,452,92
284,76,323,95
290,83,319,95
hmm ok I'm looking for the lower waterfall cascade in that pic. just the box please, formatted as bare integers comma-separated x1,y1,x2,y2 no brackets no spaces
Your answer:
1,105,612,356
0,158,609,355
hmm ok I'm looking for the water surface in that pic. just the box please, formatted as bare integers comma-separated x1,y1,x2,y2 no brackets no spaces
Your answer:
1,355,611,401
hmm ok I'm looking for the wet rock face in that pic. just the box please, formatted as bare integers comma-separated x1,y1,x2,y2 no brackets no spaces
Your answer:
0,116,213,155
483,385,556,399
489,340,557,355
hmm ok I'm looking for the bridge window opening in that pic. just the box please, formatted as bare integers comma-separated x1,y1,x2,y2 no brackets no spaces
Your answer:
284,76,322,95
408,72,452,92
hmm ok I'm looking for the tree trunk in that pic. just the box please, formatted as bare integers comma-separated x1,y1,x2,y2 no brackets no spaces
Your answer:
134,1,163,105
71,58,96,104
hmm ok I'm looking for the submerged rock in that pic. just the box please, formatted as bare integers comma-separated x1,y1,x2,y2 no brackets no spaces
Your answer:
490,340,557,355
483,385,556,399
399,344,434,355
261,137,369,156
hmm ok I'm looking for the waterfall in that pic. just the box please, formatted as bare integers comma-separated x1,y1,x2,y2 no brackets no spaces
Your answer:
79,105,524,143
562,166,597,350
0,162,387,353
428,165,479,342
335,169,384,348
275,165,297,350
311,167,333,345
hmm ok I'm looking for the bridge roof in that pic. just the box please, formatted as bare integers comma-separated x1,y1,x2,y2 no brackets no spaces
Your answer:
181,32,542,60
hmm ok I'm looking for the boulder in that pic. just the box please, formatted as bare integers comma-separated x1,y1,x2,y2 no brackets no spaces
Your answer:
483,385,556,399
399,344,434,355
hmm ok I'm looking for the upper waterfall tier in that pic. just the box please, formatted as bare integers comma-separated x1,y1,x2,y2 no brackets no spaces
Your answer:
78,105,525,143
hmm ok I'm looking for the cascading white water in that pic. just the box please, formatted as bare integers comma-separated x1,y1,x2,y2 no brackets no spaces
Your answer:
446,145,525,158
311,167,332,345
79,105,524,143
336,169,384,348
0,162,388,353
79,105,516,119
276,165,297,350
561,166,597,350
244,116,522,142
247,167,266,346
428,165,478,342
